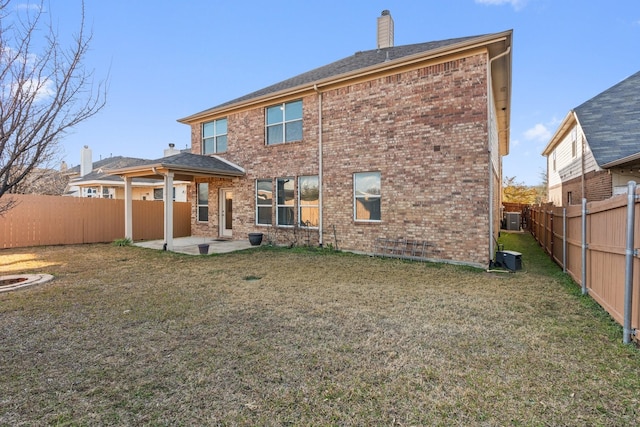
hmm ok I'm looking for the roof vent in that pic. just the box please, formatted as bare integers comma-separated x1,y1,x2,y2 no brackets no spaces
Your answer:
377,10,394,49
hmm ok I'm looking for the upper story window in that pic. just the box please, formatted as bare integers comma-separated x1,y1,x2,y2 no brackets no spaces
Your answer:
266,100,302,145
202,118,227,154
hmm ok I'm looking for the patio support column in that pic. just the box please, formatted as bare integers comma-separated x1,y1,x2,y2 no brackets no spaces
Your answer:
164,172,174,251
124,176,133,240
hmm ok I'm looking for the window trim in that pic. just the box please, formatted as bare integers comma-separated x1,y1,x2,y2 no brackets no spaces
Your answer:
298,175,319,228
256,179,273,226
197,182,209,223
202,118,228,154
276,177,295,227
265,100,303,145
353,171,382,222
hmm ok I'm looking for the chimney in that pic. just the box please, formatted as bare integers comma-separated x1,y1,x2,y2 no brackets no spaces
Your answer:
377,10,394,49
80,145,92,177
163,142,181,157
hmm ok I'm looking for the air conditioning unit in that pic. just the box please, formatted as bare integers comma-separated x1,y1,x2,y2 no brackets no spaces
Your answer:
495,250,522,271
505,212,521,231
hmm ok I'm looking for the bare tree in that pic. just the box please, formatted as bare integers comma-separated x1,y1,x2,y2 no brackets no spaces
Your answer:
0,0,106,214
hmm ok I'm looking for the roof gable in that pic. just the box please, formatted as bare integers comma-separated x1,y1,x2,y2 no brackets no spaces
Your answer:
574,70,640,167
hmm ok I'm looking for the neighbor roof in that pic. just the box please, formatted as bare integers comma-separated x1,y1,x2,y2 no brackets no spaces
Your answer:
574,70,640,167
179,31,511,123
70,156,150,183
107,152,245,181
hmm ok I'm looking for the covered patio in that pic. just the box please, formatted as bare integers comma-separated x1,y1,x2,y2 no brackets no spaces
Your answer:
107,152,245,251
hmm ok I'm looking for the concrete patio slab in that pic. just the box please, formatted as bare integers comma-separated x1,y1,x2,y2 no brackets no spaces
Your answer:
134,236,256,255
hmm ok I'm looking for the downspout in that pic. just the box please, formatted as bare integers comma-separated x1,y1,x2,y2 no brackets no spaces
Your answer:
487,45,511,264
314,84,324,247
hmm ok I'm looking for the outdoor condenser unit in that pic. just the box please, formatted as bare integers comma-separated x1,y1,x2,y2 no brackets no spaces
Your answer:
495,250,523,271
505,212,521,231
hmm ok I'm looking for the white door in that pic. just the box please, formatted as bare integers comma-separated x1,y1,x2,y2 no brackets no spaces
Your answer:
219,189,233,237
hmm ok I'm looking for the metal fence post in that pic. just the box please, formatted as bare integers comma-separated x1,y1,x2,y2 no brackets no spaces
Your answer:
623,181,637,344
582,198,588,295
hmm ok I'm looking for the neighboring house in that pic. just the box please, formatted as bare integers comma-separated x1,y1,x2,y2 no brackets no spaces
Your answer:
66,145,189,201
110,12,512,267
543,70,640,206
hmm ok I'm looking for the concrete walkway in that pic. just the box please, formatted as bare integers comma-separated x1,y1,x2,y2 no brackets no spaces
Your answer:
134,236,256,255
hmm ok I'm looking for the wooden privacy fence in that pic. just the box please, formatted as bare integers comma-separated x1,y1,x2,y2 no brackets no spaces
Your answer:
0,195,191,249
530,190,640,343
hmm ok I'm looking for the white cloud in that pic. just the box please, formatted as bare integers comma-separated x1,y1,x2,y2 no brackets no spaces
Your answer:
523,123,551,142
475,0,528,10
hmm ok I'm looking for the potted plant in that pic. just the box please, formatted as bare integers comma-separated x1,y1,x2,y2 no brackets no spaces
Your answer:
248,232,263,246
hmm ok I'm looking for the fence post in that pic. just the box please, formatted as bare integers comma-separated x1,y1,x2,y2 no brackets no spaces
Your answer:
563,207,567,273
581,198,588,295
623,181,637,344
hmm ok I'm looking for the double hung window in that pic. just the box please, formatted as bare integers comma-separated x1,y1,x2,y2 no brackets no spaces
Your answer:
256,179,273,225
266,100,302,145
298,176,319,227
276,178,295,226
354,172,381,221
197,183,209,222
202,118,227,154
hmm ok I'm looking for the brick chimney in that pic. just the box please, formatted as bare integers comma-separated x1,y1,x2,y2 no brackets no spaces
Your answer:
377,10,394,49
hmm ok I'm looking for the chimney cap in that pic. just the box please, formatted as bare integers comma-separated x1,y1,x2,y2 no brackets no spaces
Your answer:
169,143,175,148
381,10,390,16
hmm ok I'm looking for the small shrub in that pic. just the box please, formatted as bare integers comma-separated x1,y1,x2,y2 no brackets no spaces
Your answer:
113,237,132,247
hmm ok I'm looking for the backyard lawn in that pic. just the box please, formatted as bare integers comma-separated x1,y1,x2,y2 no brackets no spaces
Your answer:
1,233,639,426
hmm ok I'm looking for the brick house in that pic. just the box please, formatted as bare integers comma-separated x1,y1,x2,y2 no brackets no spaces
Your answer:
111,14,512,268
543,70,640,206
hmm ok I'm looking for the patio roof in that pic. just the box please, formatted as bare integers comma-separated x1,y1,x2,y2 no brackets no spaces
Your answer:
105,152,245,181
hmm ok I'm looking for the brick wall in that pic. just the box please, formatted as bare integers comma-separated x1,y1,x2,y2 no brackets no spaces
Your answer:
189,52,494,267
553,170,612,205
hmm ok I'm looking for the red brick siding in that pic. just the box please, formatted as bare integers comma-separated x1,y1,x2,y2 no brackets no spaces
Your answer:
190,52,493,266
554,170,612,205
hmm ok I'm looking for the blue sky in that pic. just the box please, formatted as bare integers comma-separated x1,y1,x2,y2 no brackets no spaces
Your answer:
44,0,640,185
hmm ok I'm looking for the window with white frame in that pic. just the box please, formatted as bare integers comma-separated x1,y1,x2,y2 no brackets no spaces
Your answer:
298,175,319,227
266,100,302,145
256,179,273,225
197,182,209,222
276,177,295,226
354,172,381,221
202,118,228,154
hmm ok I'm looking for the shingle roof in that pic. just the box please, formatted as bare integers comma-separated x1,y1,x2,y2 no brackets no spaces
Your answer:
108,152,244,177
146,152,245,175
574,70,640,167
70,157,150,182
188,34,488,116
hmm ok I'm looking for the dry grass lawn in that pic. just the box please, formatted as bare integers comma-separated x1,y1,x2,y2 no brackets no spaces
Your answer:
1,233,639,426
